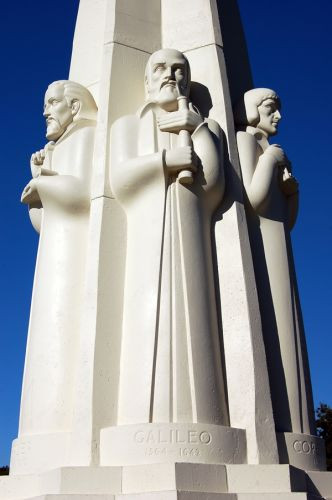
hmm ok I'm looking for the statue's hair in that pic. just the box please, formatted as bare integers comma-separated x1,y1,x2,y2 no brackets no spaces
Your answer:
234,88,280,126
144,48,191,100
47,80,98,121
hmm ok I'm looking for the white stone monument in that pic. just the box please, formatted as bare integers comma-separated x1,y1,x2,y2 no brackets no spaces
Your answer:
234,89,320,469
15,80,98,476
0,1,331,499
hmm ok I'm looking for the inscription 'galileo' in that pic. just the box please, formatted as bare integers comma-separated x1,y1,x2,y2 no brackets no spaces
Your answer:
134,429,212,445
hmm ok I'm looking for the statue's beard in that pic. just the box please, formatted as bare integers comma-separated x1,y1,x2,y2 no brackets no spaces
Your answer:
46,119,66,141
155,84,179,112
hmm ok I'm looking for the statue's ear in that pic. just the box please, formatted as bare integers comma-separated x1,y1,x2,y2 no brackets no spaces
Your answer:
71,99,80,116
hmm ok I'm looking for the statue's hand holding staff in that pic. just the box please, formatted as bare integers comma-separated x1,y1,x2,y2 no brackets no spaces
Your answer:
157,102,202,133
164,145,198,175
157,85,202,185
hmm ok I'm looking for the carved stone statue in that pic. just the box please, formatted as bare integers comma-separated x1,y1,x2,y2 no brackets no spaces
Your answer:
14,81,97,473
110,49,228,428
235,89,316,441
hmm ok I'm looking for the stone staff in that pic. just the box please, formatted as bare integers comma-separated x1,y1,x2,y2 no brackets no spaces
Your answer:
176,86,194,185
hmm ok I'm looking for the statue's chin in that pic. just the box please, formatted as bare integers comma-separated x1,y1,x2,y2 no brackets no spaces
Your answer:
46,127,63,142
263,128,277,138
157,97,178,112
154,86,179,112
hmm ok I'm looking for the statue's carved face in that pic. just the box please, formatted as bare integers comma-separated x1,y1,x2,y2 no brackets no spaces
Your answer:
146,49,189,111
43,85,76,141
257,98,281,137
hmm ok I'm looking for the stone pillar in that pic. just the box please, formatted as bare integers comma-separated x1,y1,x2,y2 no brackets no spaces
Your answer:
68,0,161,466
161,0,278,464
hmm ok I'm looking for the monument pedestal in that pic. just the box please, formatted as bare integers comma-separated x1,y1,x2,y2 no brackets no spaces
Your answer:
100,423,246,466
1,464,331,499
277,433,327,471
10,433,71,476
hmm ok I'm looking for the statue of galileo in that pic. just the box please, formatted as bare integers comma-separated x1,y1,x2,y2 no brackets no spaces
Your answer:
110,49,228,428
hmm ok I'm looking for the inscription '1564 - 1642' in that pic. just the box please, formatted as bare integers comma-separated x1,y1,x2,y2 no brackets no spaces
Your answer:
100,423,247,465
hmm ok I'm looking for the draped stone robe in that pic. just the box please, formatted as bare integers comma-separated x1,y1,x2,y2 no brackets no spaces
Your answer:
111,103,228,427
237,127,315,435
14,120,96,474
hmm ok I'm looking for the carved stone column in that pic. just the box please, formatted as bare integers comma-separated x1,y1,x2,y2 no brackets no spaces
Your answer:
1,1,332,499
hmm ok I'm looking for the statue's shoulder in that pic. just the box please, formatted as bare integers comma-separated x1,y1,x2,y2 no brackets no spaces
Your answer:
76,119,96,138
191,114,222,138
65,119,96,139
193,117,224,149
204,117,223,139
55,120,96,154
236,129,257,148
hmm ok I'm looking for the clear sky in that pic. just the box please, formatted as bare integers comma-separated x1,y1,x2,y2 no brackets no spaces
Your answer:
0,1,331,466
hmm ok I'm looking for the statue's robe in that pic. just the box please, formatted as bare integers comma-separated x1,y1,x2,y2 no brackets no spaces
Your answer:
111,104,228,426
19,120,95,442
237,127,315,435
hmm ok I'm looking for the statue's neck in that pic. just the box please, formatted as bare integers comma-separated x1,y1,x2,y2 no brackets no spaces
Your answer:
246,125,270,151
53,121,78,146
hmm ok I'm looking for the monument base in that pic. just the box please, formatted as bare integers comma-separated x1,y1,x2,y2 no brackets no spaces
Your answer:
100,422,247,466
277,432,326,471
0,464,331,500
10,432,71,475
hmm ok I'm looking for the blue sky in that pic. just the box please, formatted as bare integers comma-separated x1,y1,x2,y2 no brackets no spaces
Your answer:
0,1,331,466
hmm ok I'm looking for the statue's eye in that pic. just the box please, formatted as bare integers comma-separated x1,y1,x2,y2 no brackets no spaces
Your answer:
266,103,276,112
154,65,164,73
51,99,59,106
